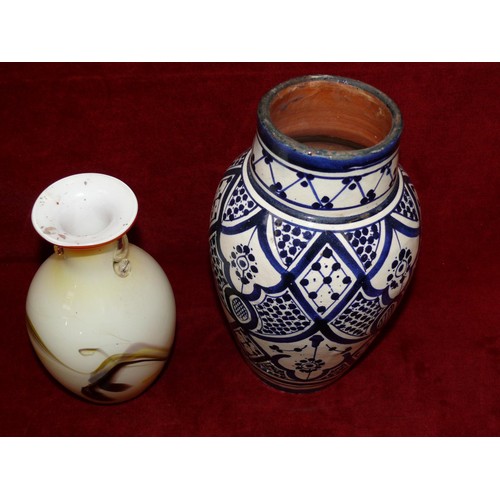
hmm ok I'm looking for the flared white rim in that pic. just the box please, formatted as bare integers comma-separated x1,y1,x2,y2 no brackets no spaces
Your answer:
32,173,138,248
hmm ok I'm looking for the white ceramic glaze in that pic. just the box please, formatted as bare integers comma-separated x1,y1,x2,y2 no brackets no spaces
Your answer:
26,173,176,403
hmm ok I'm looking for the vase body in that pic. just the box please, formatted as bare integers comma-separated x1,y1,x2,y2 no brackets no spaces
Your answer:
26,173,176,403
209,75,421,392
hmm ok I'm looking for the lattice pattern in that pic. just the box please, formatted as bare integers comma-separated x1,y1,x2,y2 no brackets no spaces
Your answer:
255,292,311,336
331,292,383,337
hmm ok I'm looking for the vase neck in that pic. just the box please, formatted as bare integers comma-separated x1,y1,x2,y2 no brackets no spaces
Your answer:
58,241,116,258
54,236,132,278
246,133,400,222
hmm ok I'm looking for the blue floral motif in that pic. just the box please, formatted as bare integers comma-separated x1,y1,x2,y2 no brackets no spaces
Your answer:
295,358,325,373
230,244,259,286
387,248,413,290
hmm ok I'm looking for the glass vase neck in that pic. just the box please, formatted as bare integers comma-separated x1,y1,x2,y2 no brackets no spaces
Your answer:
53,235,132,278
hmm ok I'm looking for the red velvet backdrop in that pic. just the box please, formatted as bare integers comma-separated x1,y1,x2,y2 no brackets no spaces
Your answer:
1,63,498,436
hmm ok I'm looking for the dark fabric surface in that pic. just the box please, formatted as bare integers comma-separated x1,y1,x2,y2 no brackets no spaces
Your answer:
0,62,498,436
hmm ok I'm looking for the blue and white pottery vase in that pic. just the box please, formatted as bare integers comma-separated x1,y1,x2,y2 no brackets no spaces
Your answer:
209,75,421,392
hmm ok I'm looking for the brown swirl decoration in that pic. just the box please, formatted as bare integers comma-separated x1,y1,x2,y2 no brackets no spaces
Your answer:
81,347,168,402
26,316,169,403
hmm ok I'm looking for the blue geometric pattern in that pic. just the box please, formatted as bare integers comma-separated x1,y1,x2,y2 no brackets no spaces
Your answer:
255,291,312,336
395,184,419,221
344,223,382,270
249,135,399,215
210,143,421,392
223,177,259,222
330,291,384,338
271,216,316,267
297,243,356,316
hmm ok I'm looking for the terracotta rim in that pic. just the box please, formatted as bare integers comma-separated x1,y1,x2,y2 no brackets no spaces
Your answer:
257,75,403,170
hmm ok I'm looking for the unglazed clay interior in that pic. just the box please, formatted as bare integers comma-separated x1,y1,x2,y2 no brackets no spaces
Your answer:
269,80,393,151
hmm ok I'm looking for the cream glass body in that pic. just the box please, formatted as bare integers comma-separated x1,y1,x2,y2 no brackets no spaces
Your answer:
27,239,175,403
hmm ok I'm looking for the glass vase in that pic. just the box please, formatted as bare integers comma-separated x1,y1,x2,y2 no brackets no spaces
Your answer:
26,173,176,403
